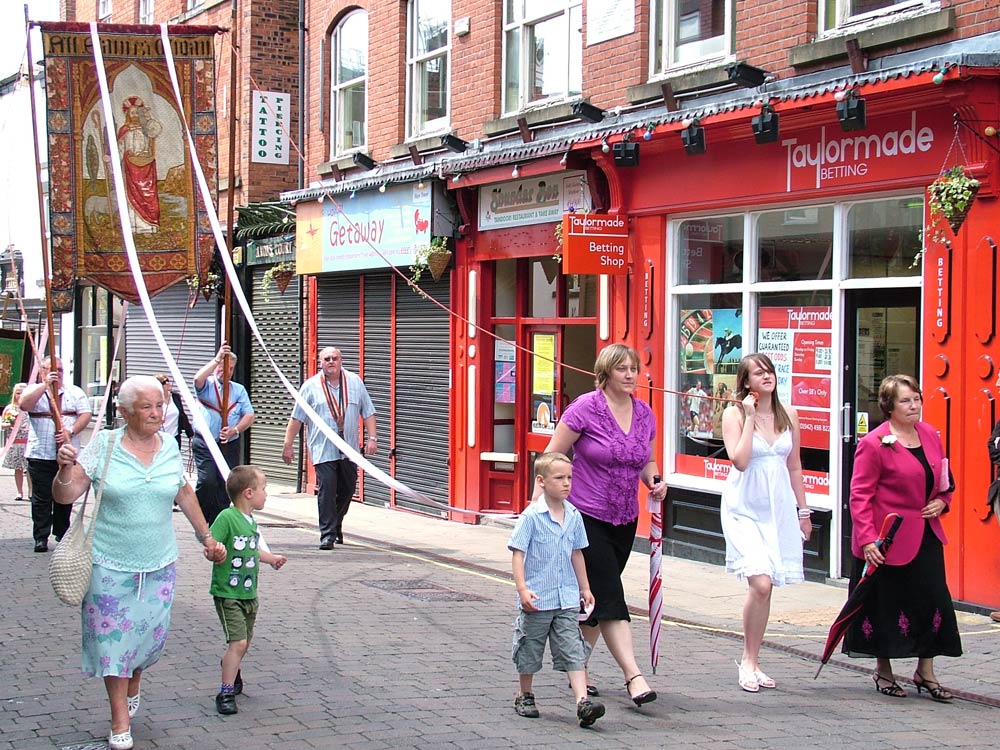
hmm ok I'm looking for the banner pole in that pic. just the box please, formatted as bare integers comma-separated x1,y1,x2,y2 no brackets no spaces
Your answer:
24,6,64,435
220,0,240,422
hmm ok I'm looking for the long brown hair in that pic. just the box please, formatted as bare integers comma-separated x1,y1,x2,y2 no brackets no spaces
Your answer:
734,353,791,434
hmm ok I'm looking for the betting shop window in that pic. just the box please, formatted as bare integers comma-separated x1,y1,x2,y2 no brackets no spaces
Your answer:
329,10,368,157
756,206,834,282
502,0,583,114
820,0,929,32
756,291,833,479
651,0,733,74
407,0,451,137
676,292,742,473
846,196,923,279
677,215,744,285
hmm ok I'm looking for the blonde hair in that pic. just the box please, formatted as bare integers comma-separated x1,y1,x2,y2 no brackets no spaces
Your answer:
594,344,640,389
534,451,572,479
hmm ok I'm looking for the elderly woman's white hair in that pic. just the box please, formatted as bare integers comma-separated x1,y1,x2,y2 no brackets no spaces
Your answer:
117,375,166,411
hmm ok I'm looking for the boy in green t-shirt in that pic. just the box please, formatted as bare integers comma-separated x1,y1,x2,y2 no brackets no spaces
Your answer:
210,465,287,715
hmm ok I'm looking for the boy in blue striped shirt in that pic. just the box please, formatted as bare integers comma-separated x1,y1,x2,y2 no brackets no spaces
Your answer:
509,452,605,727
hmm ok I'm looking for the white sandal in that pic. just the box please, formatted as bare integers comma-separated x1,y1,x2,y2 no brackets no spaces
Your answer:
108,727,133,750
754,669,776,689
127,689,141,718
736,661,759,693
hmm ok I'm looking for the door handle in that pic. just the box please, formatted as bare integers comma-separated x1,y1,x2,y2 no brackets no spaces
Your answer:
841,402,852,443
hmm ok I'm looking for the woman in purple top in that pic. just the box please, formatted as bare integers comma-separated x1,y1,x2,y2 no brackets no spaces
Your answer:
546,344,666,707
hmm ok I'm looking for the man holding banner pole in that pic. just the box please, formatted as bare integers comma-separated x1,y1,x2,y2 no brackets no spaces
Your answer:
282,346,377,549
192,344,255,524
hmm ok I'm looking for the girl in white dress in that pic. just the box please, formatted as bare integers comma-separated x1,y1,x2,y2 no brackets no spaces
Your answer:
721,353,813,692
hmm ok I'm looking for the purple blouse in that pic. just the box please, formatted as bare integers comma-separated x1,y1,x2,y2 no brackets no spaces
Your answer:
560,389,656,525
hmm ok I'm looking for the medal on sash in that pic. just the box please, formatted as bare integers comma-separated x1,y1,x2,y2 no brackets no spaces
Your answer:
322,371,347,436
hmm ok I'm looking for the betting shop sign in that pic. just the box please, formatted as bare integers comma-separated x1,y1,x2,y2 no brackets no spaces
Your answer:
561,213,629,275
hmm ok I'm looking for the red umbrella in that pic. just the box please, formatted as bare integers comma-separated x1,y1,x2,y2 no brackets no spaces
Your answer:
648,476,663,674
814,512,904,678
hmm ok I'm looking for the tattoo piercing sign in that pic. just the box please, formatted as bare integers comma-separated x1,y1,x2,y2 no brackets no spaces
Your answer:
561,213,629,275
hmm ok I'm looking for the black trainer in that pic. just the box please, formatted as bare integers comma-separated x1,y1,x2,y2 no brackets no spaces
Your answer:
576,697,605,727
514,692,539,718
215,691,238,715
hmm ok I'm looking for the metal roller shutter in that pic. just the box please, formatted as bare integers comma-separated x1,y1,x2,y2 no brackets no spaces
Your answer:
361,272,391,506
392,272,451,515
124,283,218,382
316,275,360,366
248,265,302,488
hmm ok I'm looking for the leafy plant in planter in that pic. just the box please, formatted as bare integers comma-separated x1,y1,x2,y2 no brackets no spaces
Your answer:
409,236,452,286
186,271,221,306
260,261,296,304
926,165,980,242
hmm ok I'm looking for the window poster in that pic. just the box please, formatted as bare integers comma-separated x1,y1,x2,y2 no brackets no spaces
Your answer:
679,308,742,441
757,306,833,452
531,334,556,434
494,340,516,404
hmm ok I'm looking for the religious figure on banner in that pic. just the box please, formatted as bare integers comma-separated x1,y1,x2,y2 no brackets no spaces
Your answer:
116,96,162,233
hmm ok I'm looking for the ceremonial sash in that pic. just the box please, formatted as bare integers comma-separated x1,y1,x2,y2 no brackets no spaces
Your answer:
321,372,347,436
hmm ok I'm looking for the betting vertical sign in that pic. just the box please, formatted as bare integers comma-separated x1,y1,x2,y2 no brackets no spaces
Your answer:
251,91,290,165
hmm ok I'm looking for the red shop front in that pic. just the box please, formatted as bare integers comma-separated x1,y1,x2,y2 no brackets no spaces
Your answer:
579,72,1000,605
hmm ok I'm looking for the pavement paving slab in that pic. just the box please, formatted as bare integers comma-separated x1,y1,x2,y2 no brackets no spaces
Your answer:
2,472,999,749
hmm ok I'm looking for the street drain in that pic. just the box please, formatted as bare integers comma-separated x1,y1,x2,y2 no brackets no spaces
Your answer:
61,742,106,750
363,578,488,602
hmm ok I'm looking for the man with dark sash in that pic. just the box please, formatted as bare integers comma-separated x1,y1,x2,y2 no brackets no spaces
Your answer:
192,344,255,524
282,346,376,549
19,356,93,552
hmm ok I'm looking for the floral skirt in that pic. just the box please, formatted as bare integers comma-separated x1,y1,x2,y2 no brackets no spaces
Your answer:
842,524,962,660
2,440,28,470
81,562,176,678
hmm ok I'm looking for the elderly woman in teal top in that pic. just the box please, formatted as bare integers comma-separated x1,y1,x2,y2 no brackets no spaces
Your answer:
54,375,226,750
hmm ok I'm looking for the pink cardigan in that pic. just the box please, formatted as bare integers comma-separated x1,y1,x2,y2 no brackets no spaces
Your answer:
849,420,952,566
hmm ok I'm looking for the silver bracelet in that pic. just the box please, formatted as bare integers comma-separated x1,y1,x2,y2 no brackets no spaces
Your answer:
54,469,73,486
797,507,813,519
195,530,210,543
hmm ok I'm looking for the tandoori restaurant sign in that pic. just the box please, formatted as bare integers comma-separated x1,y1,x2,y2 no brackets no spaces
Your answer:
479,170,590,229
561,213,629,275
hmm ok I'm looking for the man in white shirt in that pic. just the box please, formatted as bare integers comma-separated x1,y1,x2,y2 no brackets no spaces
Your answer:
20,356,93,552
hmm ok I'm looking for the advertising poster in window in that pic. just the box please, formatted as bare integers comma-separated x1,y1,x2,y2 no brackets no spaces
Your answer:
679,308,742,440
531,334,556,434
495,339,516,404
757,306,832,452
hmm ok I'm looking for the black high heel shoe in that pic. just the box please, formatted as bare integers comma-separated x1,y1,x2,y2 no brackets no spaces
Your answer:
913,671,953,702
873,673,906,697
624,674,657,706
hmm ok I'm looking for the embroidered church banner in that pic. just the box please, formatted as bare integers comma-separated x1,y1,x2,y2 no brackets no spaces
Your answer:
38,23,220,306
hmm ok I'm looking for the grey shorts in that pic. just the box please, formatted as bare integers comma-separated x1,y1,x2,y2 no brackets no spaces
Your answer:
511,608,587,674
214,596,259,643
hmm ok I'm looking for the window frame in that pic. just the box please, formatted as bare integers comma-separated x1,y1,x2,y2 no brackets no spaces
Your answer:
650,0,735,77
98,0,113,20
819,0,935,34
501,0,583,115
139,0,154,25
406,0,452,139
329,9,369,158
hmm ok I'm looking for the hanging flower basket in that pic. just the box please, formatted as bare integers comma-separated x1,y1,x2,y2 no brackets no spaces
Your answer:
261,261,296,303
410,237,452,288
927,165,980,240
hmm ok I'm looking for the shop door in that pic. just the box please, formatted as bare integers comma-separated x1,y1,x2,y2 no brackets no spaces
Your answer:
839,288,920,575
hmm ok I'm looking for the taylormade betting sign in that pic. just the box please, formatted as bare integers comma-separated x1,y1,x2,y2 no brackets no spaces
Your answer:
561,213,629,275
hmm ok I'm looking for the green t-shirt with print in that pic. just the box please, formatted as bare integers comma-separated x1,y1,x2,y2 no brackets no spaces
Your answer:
209,507,260,600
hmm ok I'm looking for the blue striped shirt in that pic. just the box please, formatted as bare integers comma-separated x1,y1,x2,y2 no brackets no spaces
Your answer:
508,497,588,611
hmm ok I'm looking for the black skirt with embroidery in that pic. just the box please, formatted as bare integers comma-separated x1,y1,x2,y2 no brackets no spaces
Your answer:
842,522,963,660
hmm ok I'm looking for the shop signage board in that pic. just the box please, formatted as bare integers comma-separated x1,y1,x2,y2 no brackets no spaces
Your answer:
561,213,629,275
294,183,432,273
757,306,833,451
479,170,590,229
251,91,291,165
674,454,831,495
246,234,295,266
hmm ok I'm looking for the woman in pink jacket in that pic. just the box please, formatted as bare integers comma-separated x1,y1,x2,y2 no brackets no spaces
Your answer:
843,374,961,701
